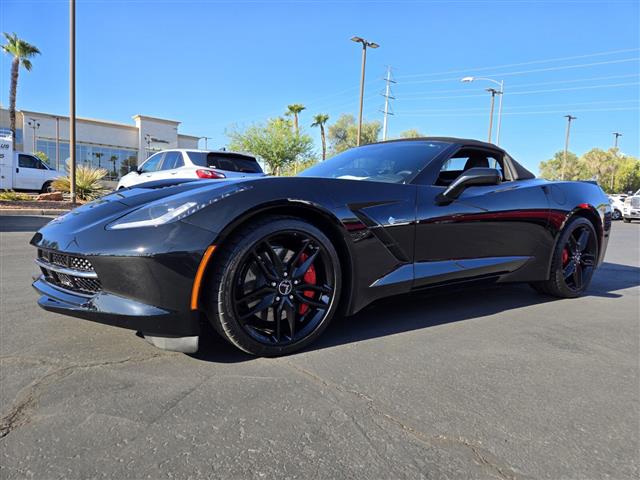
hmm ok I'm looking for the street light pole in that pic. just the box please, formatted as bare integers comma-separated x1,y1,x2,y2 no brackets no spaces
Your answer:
69,0,77,204
351,36,379,146
495,79,504,145
612,132,622,149
461,76,504,145
486,88,499,143
562,115,577,181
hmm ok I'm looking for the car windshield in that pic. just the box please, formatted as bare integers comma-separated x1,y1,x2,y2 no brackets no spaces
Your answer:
298,140,449,184
187,152,262,173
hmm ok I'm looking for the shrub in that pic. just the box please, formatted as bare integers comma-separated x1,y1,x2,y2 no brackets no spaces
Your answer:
52,160,109,201
0,190,32,201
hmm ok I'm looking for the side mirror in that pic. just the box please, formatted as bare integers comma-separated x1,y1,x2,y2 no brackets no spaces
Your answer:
437,167,501,204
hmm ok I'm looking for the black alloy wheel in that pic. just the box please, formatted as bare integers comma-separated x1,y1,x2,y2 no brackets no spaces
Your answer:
206,216,341,356
530,216,598,298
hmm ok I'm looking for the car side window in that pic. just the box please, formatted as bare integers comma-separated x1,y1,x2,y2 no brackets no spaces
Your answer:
435,148,505,186
18,154,40,169
160,152,183,170
139,153,164,173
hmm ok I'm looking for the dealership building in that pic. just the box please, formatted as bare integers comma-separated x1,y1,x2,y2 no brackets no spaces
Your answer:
0,107,200,179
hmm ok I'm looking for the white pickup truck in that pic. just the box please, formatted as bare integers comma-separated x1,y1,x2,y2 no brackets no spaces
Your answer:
0,137,60,192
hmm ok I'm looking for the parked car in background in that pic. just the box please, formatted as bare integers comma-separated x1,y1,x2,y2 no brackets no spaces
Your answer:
622,190,640,223
116,149,264,189
0,137,59,192
608,195,627,220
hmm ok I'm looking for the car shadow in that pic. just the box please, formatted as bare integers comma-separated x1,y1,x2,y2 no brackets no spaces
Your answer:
0,215,53,232
194,261,639,362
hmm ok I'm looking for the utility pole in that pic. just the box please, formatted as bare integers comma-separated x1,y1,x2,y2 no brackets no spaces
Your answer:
55,116,60,171
380,66,396,141
486,88,500,143
351,36,379,146
612,132,622,149
561,115,577,181
69,0,77,204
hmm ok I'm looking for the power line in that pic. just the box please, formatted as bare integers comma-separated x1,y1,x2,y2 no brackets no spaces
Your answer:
398,73,639,98
395,99,639,114
394,81,639,101
395,47,640,79
400,58,639,85
395,107,638,117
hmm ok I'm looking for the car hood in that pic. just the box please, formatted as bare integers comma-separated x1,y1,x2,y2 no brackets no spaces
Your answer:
34,178,252,239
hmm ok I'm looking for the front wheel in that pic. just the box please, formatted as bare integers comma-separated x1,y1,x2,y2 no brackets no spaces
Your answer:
623,217,631,223
612,209,622,220
530,217,598,298
205,216,341,356
41,181,54,193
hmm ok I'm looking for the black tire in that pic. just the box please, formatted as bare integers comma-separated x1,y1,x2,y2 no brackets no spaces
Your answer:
41,181,54,193
204,216,341,356
530,216,598,298
612,209,622,221
623,217,631,223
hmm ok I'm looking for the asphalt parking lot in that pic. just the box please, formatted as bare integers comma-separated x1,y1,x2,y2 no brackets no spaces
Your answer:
1,216,638,479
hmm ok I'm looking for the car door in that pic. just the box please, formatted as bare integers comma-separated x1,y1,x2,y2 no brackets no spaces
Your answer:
412,146,550,287
137,152,165,184
15,154,45,190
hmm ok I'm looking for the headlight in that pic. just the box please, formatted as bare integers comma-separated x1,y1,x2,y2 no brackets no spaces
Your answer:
107,184,251,230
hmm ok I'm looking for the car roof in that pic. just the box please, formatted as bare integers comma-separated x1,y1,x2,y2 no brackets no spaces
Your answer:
159,148,257,158
376,136,504,151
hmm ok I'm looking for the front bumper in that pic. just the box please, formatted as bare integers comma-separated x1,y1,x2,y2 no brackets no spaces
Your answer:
33,276,201,337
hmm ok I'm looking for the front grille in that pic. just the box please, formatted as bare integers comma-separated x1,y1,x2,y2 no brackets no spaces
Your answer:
629,197,640,208
37,249,101,295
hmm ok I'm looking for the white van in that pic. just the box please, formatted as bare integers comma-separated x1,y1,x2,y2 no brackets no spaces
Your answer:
0,137,60,192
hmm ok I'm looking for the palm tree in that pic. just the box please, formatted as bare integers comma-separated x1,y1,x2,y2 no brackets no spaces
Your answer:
1,33,40,145
311,114,330,161
286,104,306,135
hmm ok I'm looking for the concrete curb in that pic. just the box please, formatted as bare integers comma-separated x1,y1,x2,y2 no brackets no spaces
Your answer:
0,209,68,216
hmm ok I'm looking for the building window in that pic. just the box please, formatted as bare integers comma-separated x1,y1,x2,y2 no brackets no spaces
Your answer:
36,139,138,180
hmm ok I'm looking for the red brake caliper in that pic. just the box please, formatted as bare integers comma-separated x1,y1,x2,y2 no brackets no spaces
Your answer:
298,253,316,315
562,248,569,266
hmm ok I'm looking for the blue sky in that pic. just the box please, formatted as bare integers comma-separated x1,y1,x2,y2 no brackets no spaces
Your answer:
1,0,639,173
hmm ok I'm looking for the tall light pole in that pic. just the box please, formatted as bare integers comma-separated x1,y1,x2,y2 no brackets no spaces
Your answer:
200,136,211,150
562,115,577,181
27,118,40,154
612,132,622,149
69,0,77,204
351,36,379,146
461,76,504,145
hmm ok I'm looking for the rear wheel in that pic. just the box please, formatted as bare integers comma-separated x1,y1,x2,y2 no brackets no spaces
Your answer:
530,217,598,298
205,216,341,356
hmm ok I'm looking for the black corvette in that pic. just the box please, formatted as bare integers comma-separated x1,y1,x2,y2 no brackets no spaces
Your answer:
31,138,611,356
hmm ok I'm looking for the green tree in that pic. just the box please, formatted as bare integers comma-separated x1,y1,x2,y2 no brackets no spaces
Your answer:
539,151,585,181
285,104,306,135
228,118,313,176
311,113,330,161
1,33,40,145
327,114,381,155
581,148,616,190
613,155,640,194
399,128,425,139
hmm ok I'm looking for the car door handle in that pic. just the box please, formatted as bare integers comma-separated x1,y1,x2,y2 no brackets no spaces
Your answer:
170,172,177,175
16,167,19,173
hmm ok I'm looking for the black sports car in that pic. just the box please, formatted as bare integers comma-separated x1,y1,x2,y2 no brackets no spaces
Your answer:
31,138,612,356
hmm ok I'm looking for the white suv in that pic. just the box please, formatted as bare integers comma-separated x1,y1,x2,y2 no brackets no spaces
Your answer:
117,149,264,190
622,189,640,223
